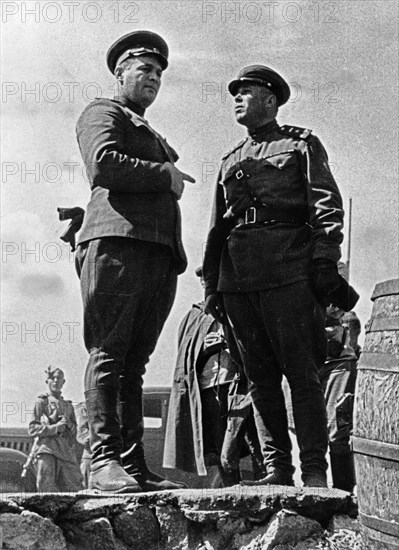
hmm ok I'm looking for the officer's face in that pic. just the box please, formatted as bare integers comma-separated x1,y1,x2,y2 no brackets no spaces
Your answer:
234,84,275,129
119,55,163,109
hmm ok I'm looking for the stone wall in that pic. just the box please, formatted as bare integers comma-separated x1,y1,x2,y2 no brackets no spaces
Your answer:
0,486,364,550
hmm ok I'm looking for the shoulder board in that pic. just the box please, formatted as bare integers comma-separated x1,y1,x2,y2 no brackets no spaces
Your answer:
279,125,312,140
37,394,49,400
88,97,117,106
221,138,247,160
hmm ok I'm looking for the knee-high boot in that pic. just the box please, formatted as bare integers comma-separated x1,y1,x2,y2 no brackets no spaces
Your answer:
244,393,295,486
85,388,140,493
291,386,329,487
119,382,186,491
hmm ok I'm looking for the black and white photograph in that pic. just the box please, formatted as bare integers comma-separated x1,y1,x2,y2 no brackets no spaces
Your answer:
1,1,398,548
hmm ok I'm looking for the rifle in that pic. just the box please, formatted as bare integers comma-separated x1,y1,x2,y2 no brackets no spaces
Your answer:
21,436,39,479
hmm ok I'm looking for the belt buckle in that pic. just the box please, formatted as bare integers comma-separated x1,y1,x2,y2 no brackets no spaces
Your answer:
245,207,256,224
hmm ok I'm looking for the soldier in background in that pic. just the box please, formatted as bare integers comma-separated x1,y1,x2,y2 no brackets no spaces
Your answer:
342,311,362,358
28,367,83,492
163,267,264,486
320,306,359,492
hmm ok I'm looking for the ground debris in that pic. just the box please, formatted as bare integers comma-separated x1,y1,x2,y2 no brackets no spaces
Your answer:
277,528,366,550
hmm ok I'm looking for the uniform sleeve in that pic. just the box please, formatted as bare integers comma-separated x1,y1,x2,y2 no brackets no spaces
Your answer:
66,402,78,438
76,101,173,194
28,400,59,438
302,135,344,262
203,173,232,297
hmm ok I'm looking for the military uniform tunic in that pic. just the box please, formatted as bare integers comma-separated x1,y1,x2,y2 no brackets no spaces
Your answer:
203,118,344,480
204,119,343,295
76,96,186,273
75,96,186,472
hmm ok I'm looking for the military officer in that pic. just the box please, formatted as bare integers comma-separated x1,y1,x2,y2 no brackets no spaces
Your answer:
203,65,345,487
75,30,194,493
28,367,83,492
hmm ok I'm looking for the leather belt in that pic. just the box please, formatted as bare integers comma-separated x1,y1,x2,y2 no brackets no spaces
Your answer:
236,206,308,226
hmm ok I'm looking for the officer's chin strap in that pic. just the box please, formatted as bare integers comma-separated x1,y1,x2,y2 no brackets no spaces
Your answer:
57,207,85,252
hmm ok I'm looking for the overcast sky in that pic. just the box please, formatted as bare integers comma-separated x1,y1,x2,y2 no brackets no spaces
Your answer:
1,0,398,426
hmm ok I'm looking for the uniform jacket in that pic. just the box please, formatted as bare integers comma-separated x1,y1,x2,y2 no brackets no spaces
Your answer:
203,119,344,294
163,303,237,475
76,96,187,274
28,393,79,464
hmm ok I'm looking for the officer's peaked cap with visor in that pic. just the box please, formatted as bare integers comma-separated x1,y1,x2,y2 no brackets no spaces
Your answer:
107,30,169,73
228,65,290,106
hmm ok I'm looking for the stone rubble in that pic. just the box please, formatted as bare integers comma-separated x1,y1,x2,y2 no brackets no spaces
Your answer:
0,487,366,550
0,510,67,549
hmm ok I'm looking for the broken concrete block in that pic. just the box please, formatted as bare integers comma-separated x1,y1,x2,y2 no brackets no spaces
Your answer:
156,503,189,549
0,510,67,549
60,516,124,550
233,509,323,550
112,505,160,550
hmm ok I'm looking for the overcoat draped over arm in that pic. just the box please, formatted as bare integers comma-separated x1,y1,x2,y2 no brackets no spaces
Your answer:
163,303,214,475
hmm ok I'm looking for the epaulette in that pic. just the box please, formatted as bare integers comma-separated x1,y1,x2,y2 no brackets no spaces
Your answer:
279,125,312,140
221,138,247,160
38,394,49,400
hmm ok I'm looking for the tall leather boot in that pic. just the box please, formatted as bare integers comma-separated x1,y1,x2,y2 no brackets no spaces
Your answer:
85,388,141,493
291,386,329,488
243,393,295,486
330,452,356,493
119,380,186,491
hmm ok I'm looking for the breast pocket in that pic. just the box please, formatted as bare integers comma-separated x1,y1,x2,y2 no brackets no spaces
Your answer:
256,151,300,199
262,150,297,170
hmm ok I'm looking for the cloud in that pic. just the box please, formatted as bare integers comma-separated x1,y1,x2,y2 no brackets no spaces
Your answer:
2,211,48,243
1,210,70,299
18,273,64,297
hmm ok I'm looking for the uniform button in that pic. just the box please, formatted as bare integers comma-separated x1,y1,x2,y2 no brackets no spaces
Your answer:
252,141,257,145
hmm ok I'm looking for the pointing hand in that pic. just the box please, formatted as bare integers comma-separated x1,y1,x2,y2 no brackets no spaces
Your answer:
165,163,195,200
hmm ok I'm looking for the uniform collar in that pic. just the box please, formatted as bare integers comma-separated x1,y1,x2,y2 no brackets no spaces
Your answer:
248,119,279,139
115,95,146,117
48,391,62,399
